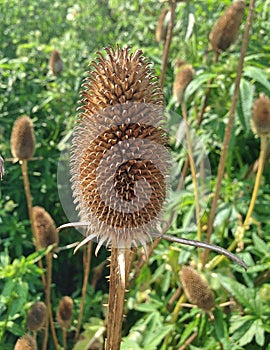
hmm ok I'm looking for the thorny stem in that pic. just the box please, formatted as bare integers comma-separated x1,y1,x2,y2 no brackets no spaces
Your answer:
178,332,198,350
62,328,67,350
21,160,46,287
202,0,256,266
106,247,126,350
207,135,267,270
160,0,176,89
181,102,202,244
74,241,92,343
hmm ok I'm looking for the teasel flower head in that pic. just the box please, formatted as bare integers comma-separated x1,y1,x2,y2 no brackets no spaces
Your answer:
0,155,4,180
32,206,59,250
56,296,73,329
68,46,170,253
26,301,47,332
209,1,245,55
173,60,194,105
156,8,170,43
10,116,35,162
14,334,37,350
251,93,270,136
180,266,215,311
49,49,63,76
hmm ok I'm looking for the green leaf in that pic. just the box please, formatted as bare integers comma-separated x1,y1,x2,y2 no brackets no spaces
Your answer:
184,73,216,101
254,319,265,346
143,325,174,349
252,232,270,255
236,78,254,132
244,66,270,92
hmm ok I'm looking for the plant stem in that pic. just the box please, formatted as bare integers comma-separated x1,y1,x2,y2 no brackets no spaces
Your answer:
202,0,256,266
181,102,202,244
21,160,46,287
106,247,126,350
74,241,92,343
62,328,67,350
160,0,176,89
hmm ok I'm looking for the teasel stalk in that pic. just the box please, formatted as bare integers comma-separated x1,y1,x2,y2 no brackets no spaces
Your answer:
32,206,59,350
27,301,47,341
49,49,63,76
156,8,170,43
14,334,37,350
202,0,256,267
0,154,4,180
56,296,73,350
208,94,270,269
198,1,245,125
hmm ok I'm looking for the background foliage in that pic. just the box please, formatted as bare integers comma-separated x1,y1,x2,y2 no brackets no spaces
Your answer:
0,0,270,349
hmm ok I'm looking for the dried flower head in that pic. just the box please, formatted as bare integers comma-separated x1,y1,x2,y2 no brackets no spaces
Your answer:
27,301,47,331
56,296,73,329
156,8,170,43
49,49,63,76
14,334,37,350
209,1,245,54
32,206,58,250
10,116,35,161
180,266,215,311
173,60,194,104
69,46,170,252
0,155,4,180
251,93,270,136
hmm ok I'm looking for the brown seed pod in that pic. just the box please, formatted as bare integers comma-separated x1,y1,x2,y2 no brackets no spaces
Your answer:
49,49,63,76
27,301,47,331
32,206,58,250
156,8,170,43
10,116,35,161
209,1,245,54
251,93,270,136
56,296,73,329
14,334,37,350
69,46,170,251
173,60,194,104
180,266,215,311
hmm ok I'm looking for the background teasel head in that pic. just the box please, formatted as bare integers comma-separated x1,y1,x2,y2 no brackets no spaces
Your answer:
14,334,37,350
10,115,35,161
49,49,63,76
180,266,215,311
155,8,170,43
251,93,270,136
173,60,194,105
56,296,73,329
32,206,59,250
209,1,245,55
26,301,47,332
70,46,170,251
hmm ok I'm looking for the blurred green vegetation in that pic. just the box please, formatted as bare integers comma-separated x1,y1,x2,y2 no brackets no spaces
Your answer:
0,0,270,349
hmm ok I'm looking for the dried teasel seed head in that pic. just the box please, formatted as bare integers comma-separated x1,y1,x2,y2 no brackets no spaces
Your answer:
32,206,58,250
69,46,170,252
173,60,194,105
251,93,270,136
180,266,215,311
49,49,63,76
27,301,47,331
14,334,37,350
209,1,245,54
56,296,73,329
156,8,170,43
10,116,35,161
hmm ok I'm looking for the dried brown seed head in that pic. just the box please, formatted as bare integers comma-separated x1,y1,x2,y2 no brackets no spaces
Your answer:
156,8,170,43
251,93,270,136
56,296,73,329
27,301,47,331
180,266,215,311
10,116,35,161
70,46,170,251
209,1,245,53
14,334,37,350
49,49,63,76
173,62,194,104
32,206,58,249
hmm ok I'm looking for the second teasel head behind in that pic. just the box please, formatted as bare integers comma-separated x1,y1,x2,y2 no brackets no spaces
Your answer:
69,46,171,252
